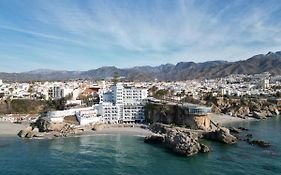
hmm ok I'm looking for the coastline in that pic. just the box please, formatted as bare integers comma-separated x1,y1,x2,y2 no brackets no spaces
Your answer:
0,113,274,138
209,113,257,125
0,122,29,137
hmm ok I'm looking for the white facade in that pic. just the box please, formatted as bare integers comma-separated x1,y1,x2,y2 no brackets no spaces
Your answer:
262,79,270,89
76,109,101,125
98,83,148,123
48,86,63,100
98,102,120,124
122,105,145,122
112,83,148,105
48,86,73,100
47,107,93,123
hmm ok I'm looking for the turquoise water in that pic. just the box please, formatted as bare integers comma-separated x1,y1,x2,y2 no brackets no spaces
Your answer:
0,117,281,175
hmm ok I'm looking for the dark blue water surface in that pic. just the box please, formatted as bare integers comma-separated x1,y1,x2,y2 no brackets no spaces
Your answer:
0,117,281,175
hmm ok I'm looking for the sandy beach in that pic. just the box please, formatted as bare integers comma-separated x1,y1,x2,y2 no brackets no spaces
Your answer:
209,113,256,125
0,114,258,138
94,126,153,136
0,122,29,136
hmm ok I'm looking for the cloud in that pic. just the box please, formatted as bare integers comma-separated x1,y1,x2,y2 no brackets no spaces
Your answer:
0,0,281,71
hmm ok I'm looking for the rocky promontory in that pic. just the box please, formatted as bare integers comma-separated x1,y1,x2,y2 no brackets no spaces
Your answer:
210,97,280,119
144,123,238,157
144,123,209,156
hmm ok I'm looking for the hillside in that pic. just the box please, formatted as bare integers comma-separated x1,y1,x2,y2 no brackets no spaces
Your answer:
0,51,281,81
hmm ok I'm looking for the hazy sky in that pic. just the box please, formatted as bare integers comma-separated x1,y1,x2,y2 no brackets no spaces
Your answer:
0,0,281,72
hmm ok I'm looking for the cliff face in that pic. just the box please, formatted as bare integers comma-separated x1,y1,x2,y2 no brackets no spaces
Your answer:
210,97,280,119
145,103,211,131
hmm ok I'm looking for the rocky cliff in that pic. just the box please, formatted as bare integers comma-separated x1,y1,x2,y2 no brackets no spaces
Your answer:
210,97,280,119
145,103,211,131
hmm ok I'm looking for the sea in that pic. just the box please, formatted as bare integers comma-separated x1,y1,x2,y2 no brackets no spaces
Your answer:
0,116,280,175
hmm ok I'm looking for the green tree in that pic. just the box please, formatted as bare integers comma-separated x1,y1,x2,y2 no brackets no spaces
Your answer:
112,72,120,85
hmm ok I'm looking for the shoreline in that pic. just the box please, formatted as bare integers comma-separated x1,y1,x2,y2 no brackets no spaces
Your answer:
0,121,29,137
0,113,277,138
209,113,257,125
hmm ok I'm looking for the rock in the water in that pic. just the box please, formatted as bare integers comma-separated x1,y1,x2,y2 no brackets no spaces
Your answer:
238,127,249,131
229,127,242,133
253,111,267,119
164,130,201,156
200,143,210,153
204,127,237,144
245,134,253,139
18,126,33,138
144,134,164,144
248,140,271,148
26,128,39,138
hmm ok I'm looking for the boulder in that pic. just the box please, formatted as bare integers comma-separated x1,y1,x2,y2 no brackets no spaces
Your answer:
18,126,33,138
149,123,171,134
268,105,278,115
248,140,271,148
228,127,242,133
252,111,267,119
204,127,237,144
164,130,201,156
35,117,51,132
234,106,250,119
144,134,165,144
199,143,210,153
26,128,39,138
237,127,249,131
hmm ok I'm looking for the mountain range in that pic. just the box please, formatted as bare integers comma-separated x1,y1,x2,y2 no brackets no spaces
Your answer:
1,51,281,82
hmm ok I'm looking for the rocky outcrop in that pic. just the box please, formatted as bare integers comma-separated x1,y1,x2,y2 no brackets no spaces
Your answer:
228,127,242,133
253,111,267,119
145,103,211,131
34,117,51,132
234,106,250,119
18,126,33,138
144,134,165,144
199,143,210,153
18,127,42,138
203,127,237,144
209,96,280,120
26,128,39,138
164,129,202,156
248,140,271,148
144,124,209,156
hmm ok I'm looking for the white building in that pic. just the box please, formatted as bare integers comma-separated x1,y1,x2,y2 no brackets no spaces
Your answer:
112,83,148,104
98,102,120,124
76,109,101,125
48,86,73,100
262,79,270,89
98,83,148,124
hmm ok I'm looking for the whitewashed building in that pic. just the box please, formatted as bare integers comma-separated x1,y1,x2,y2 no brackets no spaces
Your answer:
98,83,148,124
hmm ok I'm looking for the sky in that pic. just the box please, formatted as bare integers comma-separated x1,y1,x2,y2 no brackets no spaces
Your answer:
0,0,281,72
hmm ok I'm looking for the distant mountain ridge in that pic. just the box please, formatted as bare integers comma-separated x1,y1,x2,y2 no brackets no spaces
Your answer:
1,51,281,81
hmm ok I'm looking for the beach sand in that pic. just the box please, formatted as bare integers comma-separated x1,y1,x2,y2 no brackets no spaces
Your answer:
94,126,153,136
209,113,256,125
0,122,29,136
